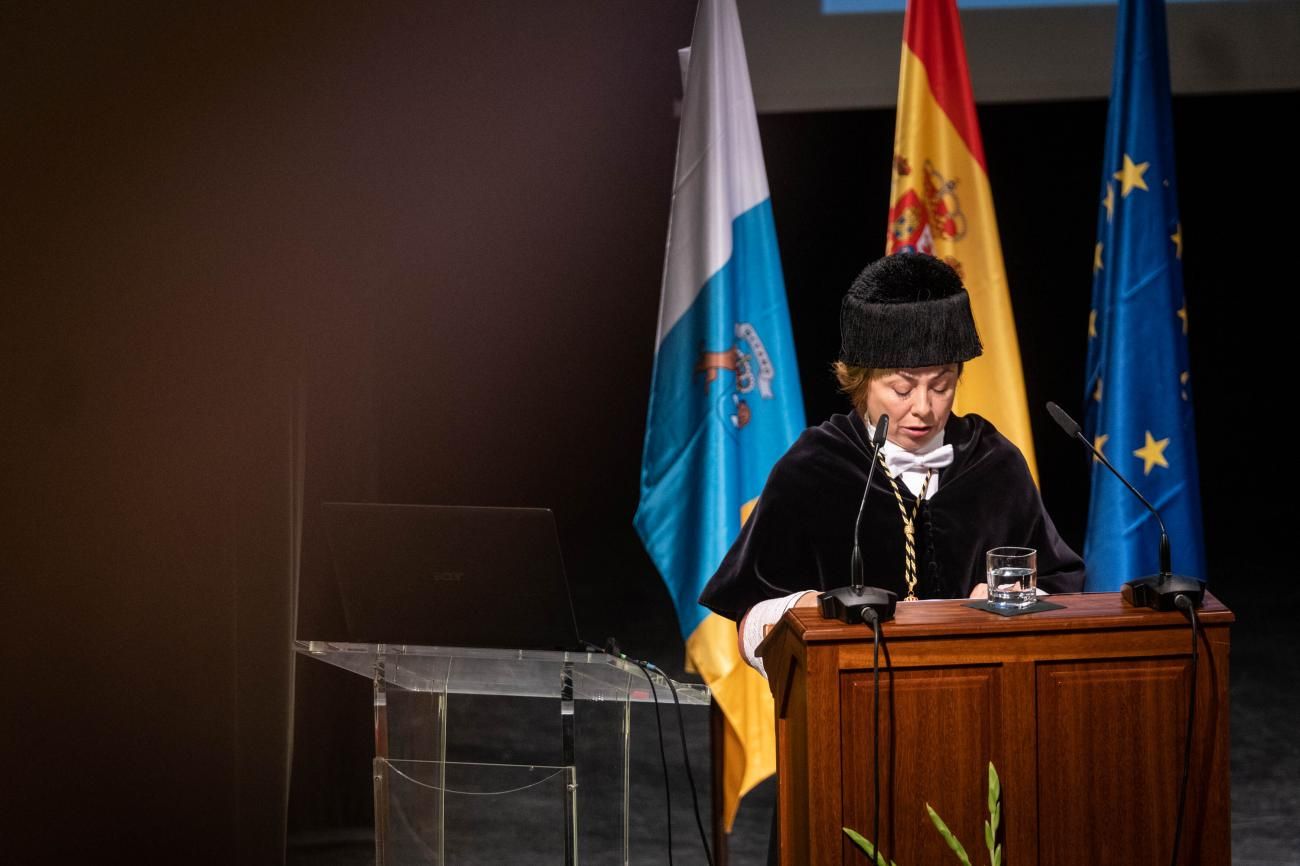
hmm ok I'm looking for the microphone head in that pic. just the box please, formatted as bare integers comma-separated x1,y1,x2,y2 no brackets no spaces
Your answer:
1045,401,1081,438
873,414,889,447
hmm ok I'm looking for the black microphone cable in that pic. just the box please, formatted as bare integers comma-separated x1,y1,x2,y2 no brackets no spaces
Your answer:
864,607,885,866
1170,594,1200,866
583,639,675,864
644,659,716,866
637,659,675,866
603,640,673,864
597,639,715,866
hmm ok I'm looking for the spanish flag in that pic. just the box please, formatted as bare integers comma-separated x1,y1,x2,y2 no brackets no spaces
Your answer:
887,0,1037,479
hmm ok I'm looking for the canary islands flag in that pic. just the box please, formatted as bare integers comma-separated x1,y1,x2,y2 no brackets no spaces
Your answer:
634,0,805,831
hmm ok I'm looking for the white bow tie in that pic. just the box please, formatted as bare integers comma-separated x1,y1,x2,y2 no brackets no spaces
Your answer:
884,445,954,476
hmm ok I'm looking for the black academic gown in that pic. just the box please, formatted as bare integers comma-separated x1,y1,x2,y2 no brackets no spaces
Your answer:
699,411,1085,621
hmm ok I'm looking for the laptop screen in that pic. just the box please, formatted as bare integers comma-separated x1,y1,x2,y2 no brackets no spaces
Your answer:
322,502,582,651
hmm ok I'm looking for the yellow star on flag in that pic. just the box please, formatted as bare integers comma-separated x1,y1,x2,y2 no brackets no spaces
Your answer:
1089,309,1098,338
1094,433,1109,462
1176,303,1188,334
1133,430,1171,475
1171,222,1183,258
1103,184,1115,222
1094,243,1104,273
1094,377,1103,402
1113,154,1150,197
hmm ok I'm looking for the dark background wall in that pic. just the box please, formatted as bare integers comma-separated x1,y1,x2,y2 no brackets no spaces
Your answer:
3,0,1294,862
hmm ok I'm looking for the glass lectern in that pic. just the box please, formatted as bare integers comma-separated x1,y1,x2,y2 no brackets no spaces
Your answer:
296,640,711,865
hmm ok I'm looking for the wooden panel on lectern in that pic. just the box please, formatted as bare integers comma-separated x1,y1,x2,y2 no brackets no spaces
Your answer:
761,593,1233,866
840,666,997,864
778,650,812,865
1038,660,1187,865
1036,645,1230,866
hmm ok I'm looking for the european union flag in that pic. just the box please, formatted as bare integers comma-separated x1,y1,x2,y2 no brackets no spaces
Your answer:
1083,0,1206,590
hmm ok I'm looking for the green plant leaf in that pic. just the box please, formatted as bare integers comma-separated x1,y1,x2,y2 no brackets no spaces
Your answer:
994,841,1003,866
926,803,972,866
843,828,873,857
843,828,894,866
986,762,1003,862
988,761,1001,837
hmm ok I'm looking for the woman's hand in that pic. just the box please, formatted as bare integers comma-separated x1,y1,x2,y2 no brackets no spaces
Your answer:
968,582,989,599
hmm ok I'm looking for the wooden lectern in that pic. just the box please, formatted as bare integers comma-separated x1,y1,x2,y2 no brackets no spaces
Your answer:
759,592,1232,865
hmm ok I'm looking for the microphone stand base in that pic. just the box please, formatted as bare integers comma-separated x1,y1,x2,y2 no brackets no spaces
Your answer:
819,586,898,624
1122,573,1206,610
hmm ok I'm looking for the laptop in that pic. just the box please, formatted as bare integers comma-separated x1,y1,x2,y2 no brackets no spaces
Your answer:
321,502,583,651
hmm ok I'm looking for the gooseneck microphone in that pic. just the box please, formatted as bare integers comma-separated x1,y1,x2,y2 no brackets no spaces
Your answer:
1045,401,1204,610
820,414,899,624
853,415,890,590
820,415,896,866
1047,401,1204,866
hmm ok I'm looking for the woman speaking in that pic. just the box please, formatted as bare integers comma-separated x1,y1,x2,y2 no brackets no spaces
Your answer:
698,252,1086,674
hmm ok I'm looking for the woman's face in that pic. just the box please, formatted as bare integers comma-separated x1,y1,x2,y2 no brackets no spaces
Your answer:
864,365,958,451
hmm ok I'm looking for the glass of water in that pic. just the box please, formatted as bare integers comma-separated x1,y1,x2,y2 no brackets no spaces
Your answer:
986,547,1037,608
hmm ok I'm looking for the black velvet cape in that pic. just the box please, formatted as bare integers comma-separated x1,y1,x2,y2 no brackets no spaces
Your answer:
699,411,1086,621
